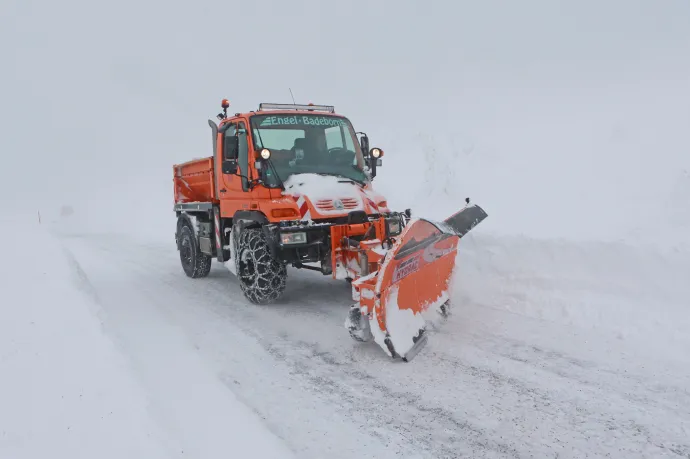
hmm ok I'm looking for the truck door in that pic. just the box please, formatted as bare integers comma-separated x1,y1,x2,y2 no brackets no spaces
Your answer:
219,121,251,217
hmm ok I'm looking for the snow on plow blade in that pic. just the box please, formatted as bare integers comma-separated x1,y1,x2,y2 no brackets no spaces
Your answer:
349,204,488,361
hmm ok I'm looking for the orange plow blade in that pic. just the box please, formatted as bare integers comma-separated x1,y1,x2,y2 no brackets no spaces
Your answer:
346,204,488,361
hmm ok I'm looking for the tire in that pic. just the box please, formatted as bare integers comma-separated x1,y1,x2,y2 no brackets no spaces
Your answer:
178,223,212,278
235,228,287,304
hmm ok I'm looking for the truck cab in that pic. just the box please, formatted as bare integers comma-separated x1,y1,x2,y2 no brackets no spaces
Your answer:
211,103,387,220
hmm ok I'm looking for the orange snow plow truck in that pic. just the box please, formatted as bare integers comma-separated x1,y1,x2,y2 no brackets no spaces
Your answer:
173,100,488,361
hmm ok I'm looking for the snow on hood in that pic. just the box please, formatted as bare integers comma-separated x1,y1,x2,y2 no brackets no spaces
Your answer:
281,173,363,200
281,173,389,217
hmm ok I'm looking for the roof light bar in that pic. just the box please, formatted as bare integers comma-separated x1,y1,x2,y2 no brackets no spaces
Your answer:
258,103,335,113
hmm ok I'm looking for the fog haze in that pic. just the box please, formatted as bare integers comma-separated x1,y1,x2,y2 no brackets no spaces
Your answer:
3,0,689,245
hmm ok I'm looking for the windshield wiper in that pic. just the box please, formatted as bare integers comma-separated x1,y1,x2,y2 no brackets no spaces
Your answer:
349,166,367,186
321,171,366,187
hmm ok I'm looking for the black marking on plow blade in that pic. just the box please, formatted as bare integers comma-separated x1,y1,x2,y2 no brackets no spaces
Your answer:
443,204,488,238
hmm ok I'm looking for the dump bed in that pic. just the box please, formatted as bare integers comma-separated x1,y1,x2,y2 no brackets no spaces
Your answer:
173,157,216,204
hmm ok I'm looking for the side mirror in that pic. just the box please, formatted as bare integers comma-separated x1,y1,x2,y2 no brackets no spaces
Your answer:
360,134,370,155
222,160,238,175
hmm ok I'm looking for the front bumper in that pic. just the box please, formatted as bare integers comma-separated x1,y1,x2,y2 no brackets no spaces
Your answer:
262,212,407,273
263,222,333,271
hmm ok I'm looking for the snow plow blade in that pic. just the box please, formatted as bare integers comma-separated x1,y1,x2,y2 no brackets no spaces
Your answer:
350,204,487,361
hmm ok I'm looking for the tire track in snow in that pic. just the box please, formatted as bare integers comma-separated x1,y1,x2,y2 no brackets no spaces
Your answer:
60,234,518,457
429,351,690,458
470,329,690,418
58,232,690,459
259,338,521,459
59,234,426,459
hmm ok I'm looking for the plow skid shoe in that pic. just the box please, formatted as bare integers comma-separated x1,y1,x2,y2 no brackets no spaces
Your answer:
402,331,428,362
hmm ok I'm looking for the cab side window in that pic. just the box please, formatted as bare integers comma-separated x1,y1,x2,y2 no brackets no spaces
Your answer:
224,124,237,160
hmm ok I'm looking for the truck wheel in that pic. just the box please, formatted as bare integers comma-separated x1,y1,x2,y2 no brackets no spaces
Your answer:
235,228,287,304
178,223,212,278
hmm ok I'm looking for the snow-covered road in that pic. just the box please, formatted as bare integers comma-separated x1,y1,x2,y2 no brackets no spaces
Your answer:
55,230,690,458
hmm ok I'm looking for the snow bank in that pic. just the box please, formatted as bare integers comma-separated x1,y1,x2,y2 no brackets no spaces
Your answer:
372,89,690,251
0,223,294,459
453,232,690,364
0,225,171,458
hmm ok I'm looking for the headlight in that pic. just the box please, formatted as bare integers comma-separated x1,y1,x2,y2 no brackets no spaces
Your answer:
281,232,307,245
387,218,402,236
260,148,272,160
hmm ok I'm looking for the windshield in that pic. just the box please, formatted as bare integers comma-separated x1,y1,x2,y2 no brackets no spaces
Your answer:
250,114,367,186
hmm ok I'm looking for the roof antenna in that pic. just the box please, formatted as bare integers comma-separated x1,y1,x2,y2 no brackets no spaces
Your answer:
289,88,296,104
